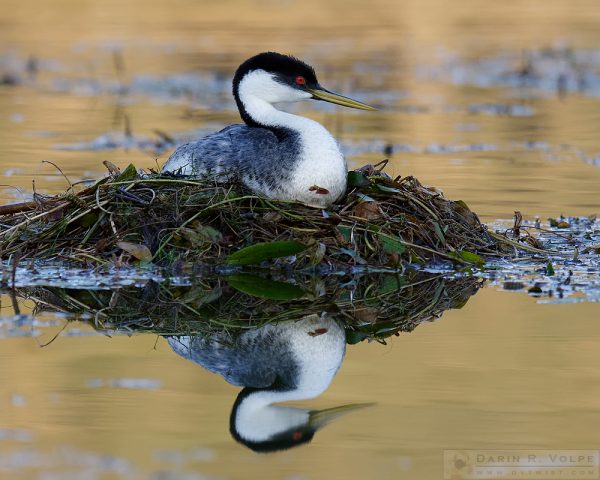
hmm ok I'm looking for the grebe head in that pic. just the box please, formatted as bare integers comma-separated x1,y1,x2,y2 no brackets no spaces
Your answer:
230,387,373,453
232,52,375,127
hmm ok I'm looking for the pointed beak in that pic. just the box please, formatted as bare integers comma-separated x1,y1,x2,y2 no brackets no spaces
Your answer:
308,403,374,430
307,87,377,111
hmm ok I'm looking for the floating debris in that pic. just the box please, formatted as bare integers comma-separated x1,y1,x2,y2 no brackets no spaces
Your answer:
419,46,600,98
485,215,600,302
86,378,162,390
54,127,215,155
468,103,535,117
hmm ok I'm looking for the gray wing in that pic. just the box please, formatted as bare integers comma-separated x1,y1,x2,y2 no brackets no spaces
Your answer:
166,329,298,389
161,124,283,178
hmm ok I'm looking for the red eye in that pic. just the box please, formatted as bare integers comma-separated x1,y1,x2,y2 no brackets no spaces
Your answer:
292,431,302,441
295,76,306,85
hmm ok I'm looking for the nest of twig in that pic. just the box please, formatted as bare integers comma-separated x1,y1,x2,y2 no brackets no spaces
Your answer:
21,271,482,343
0,162,534,269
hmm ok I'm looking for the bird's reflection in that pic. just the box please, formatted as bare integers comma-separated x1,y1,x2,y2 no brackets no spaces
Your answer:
20,272,483,450
167,314,369,451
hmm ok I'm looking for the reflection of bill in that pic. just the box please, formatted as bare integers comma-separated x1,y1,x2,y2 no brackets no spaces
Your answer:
444,450,600,480
167,314,372,452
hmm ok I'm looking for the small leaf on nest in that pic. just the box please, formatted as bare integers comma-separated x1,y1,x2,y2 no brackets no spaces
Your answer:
353,202,380,219
376,184,401,194
546,261,555,276
115,163,137,182
180,225,223,246
378,234,406,254
557,221,570,228
432,222,446,245
346,330,369,344
116,241,152,262
453,250,486,266
347,171,371,187
225,241,307,266
226,274,305,300
336,225,352,242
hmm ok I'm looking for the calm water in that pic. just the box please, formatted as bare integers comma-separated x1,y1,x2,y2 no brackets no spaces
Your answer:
1,1,600,479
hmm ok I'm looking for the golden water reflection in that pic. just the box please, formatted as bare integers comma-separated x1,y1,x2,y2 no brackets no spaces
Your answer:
1,289,600,479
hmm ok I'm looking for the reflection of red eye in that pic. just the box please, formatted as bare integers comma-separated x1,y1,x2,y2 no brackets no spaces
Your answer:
292,431,302,441
295,76,306,85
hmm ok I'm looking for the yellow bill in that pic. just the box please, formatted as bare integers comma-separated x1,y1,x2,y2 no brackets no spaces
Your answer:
308,402,375,429
307,88,377,111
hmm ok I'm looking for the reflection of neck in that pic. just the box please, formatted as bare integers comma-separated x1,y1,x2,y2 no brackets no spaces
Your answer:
232,388,317,443
231,388,322,442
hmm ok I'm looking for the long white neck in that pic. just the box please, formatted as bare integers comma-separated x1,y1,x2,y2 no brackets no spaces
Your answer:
237,70,347,207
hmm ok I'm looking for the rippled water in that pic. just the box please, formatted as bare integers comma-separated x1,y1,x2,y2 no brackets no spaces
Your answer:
1,1,600,479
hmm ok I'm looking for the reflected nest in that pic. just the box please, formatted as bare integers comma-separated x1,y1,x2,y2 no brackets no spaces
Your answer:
0,162,533,270
21,271,482,343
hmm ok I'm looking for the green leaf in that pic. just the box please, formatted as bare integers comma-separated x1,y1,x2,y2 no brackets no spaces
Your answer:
546,261,555,276
378,234,406,254
376,184,401,194
226,274,305,300
337,226,352,242
346,329,369,345
347,171,371,188
225,241,307,266
379,275,406,295
115,163,138,182
180,225,223,246
432,222,446,246
453,250,486,266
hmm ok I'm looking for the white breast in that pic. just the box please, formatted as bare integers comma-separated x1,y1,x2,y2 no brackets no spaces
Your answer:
282,117,348,208
238,70,348,207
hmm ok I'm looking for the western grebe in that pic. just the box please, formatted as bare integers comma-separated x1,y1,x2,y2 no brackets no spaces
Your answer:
167,314,370,451
162,52,375,208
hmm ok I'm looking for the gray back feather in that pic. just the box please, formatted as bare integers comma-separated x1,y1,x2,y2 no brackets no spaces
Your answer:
164,124,302,193
167,328,299,389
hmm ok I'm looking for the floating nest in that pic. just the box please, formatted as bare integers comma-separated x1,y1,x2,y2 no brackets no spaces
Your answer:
0,162,541,270
20,270,482,343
